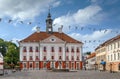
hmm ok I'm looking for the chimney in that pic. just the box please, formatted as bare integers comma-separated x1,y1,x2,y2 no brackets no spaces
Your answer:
58,25,63,33
36,27,40,33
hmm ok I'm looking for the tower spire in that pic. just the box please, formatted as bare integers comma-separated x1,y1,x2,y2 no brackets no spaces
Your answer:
46,6,53,34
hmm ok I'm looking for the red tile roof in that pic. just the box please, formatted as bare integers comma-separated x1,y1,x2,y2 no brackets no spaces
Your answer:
86,53,96,59
20,31,83,44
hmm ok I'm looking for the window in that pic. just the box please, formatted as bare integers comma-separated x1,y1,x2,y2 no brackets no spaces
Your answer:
36,56,39,60
29,46,33,52
36,46,39,52
111,44,112,50
30,63,32,68
43,46,46,52
51,47,54,52
77,56,79,60
43,56,46,60
30,56,33,60
114,43,116,49
72,56,74,60
23,46,27,52
59,47,62,52
118,42,120,48
118,53,120,60
59,56,62,60
76,47,79,53
114,53,116,60
23,63,26,68
111,54,112,61
108,55,109,61
71,47,74,53
51,56,54,60
36,63,39,68
23,56,26,60
66,56,69,60
66,47,69,52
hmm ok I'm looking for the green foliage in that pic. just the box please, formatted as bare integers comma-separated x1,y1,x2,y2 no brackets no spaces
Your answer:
0,38,19,69
85,51,91,55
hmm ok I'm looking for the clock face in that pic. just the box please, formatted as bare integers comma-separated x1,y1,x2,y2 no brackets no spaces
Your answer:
50,38,56,42
48,28,51,31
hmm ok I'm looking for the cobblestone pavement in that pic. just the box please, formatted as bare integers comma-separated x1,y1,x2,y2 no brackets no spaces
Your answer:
0,70,120,79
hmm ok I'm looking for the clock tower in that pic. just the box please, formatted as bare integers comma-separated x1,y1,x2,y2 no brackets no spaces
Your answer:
46,9,53,34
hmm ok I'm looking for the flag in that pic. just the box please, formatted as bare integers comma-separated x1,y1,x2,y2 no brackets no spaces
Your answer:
81,27,83,30
104,30,107,33
75,26,78,30
20,21,23,24
0,18,2,22
8,19,12,23
28,22,32,25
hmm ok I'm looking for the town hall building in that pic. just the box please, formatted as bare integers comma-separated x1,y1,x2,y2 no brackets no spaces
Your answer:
19,11,83,70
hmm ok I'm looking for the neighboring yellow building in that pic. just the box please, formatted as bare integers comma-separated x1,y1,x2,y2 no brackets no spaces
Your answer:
95,43,106,70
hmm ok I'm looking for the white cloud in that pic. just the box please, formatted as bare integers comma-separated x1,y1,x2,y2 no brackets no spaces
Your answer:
69,29,111,41
32,25,38,32
53,5,105,32
52,1,61,7
68,29,111,52
0,0,59,20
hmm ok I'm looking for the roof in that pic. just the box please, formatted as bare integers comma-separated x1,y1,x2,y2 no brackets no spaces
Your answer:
20,31,83,44
95,34,120,50
86,53,96,59
104,34,120,45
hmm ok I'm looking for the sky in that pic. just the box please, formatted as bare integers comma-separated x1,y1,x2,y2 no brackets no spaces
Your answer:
0,0,120,53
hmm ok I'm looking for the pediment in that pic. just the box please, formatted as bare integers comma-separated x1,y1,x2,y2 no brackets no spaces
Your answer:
41,35,65,43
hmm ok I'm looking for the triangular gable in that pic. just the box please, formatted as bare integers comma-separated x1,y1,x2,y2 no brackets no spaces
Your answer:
41,35,65,43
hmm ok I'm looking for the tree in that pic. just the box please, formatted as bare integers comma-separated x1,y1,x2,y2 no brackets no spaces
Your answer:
4,44,19,68
0,39,7,56
84,51,91,55
0,38,19,69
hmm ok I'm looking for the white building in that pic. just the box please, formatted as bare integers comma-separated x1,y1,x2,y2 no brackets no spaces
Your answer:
105,35,120,72
0,52,3,69
19,12,83,70
86,53,96,70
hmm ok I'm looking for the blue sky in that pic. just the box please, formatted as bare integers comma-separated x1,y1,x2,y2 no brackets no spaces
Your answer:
0,0,120,53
